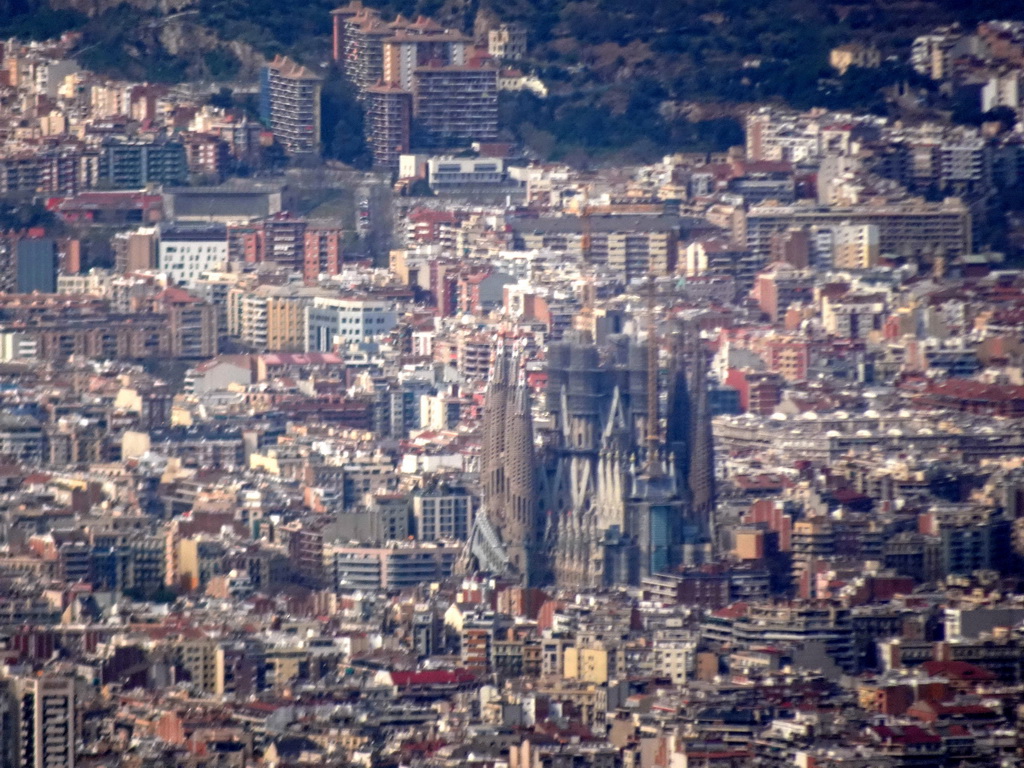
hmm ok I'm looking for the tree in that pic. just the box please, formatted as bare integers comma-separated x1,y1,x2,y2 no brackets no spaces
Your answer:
407,178,434,196
321,71,371,168
210,87,234,110
203,47,241,79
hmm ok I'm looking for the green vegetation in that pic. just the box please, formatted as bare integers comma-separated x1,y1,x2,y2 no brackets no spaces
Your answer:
27,2,241,83
487,0,1024,158
194,0,1024,159
6,0,1024,159
500,89,743,164
196,0,338,55
203,46,242,79
0,200,63,232
407,178,434,196
0,5,85,40
321,72,372,168
77,8,186,82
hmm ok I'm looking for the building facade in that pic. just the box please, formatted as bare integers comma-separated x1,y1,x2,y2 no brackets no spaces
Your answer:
306,296,398,351
7,674,75,768
157,223,229,286
260,56,323,155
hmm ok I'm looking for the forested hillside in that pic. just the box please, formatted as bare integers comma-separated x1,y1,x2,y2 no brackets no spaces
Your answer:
3,0,1024,160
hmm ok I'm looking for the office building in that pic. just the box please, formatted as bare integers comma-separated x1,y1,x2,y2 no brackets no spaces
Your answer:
427,156,506,188
704,602,856,672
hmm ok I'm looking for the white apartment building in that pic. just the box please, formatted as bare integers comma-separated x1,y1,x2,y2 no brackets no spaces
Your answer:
158,224,229,286
306,296,398,351
982,70,1024,113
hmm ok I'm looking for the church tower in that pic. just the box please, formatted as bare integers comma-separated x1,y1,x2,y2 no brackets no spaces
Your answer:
476,326,717,588
547,338,607,588
480,345,509,524
686,329,716,556
474,344,548,586
503,360,546,585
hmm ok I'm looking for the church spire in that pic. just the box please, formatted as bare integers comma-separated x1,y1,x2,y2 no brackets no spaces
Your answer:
644,278,662,475
481,340,510,523
687,329,716,547
504,351,545,585
666,325,692,498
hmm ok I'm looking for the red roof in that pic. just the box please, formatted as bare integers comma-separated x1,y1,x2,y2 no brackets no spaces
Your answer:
475,142,515,158
920,660,997,682
711,602,749,620
157,287,200,304
409,208,459,224
922,379,1024,403
734,474,787,491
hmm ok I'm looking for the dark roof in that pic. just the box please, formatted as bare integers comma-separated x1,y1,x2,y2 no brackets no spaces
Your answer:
389,669,476,686
158,222,227,239
272,736,322,756
696,708,760,725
